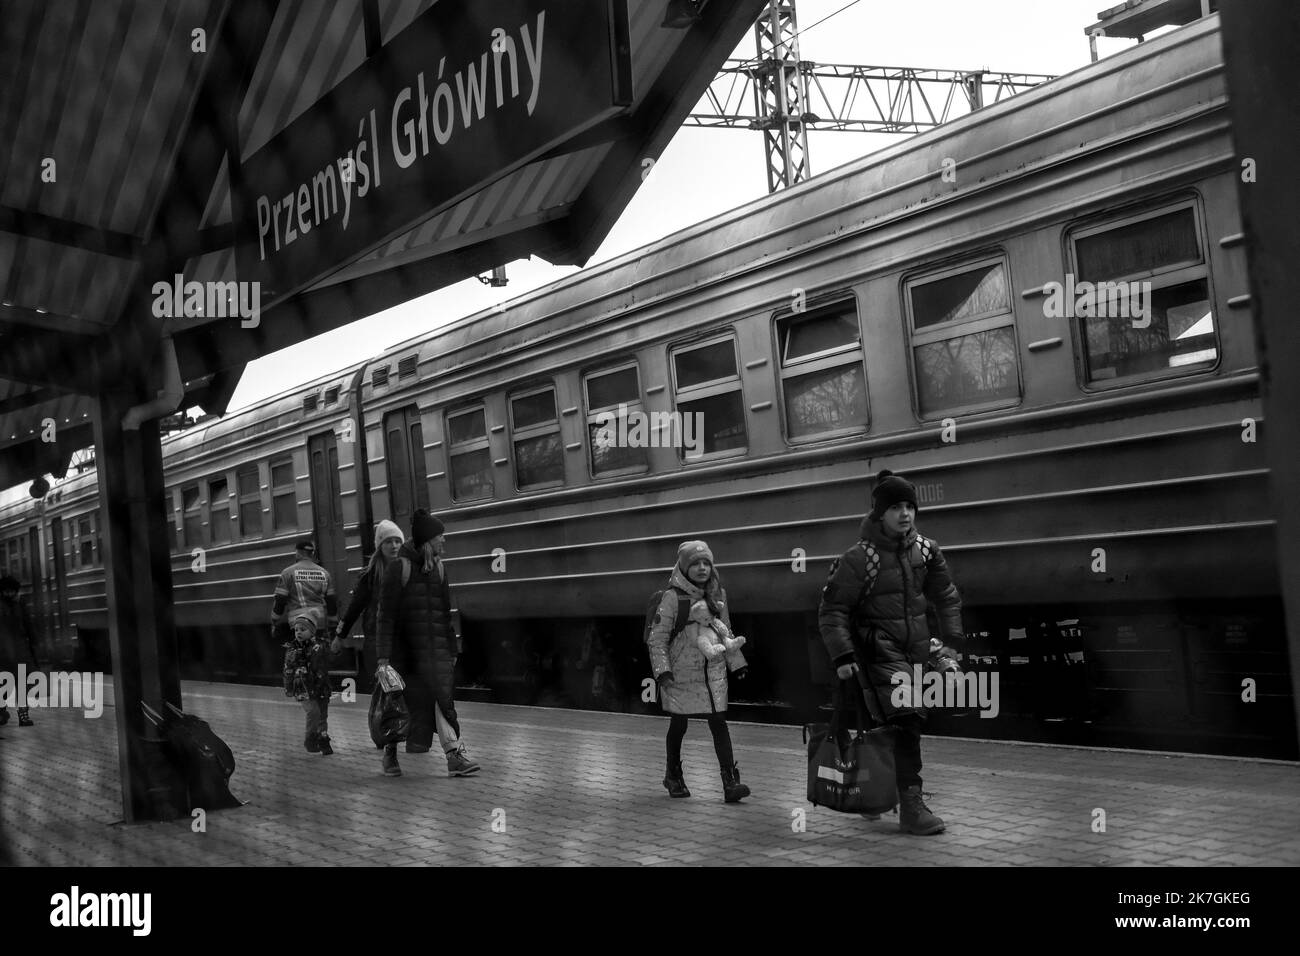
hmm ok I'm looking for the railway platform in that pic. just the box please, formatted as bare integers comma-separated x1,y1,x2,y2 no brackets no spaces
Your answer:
0,679,1297,868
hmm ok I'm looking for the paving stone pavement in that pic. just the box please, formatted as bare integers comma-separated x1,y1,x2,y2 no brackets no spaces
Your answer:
1,680,1297,866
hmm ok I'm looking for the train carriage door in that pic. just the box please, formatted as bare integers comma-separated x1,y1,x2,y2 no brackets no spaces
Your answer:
308,432,348,594
383,406,429,533
48,515,68,633
26,526,44,647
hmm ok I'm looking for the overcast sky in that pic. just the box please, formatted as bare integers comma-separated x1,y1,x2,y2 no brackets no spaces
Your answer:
224,0,1166,412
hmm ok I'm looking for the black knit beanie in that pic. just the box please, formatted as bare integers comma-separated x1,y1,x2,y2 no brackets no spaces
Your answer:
411,509,445,545
869,469,919,518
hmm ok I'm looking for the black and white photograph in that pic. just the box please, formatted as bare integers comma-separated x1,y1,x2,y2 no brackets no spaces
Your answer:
0,0,1294,926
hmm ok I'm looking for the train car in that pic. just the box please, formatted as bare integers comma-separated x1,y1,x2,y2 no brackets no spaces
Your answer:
1,15,1292,757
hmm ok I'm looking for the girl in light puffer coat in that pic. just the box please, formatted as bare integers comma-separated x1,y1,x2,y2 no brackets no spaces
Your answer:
648,541,751,803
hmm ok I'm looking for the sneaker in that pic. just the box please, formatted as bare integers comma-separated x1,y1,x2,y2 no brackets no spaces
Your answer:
382,745,402,777
318,735,333,756
0,708,9,727
17,710,33,728
304,732,320,753
446,748,481,776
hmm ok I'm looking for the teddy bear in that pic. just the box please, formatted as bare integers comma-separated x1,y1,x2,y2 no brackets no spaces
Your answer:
688,599,746,661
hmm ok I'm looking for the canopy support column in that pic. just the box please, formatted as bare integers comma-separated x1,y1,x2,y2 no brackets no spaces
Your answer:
92,385,184,822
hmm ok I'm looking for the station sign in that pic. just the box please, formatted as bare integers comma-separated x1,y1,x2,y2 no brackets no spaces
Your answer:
234,0,632,307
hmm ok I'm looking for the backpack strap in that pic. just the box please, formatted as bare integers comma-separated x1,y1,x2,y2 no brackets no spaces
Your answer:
670,592,691,639
856,540,880,611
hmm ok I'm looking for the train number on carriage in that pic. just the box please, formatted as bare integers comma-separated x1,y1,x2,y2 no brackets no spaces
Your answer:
915,482,944,504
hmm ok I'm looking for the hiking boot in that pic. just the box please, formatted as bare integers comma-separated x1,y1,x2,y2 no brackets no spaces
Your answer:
304,732,320,753
405,742,430,754
382,744,402,777
317,735,333,756
720,763,750,803
17,708,32,728
899,785,945,835
0,707,9,726
446,747,481,776
663,761,691,798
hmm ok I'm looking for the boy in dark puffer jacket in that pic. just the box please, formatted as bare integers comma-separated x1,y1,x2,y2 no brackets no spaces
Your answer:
818,469,964,835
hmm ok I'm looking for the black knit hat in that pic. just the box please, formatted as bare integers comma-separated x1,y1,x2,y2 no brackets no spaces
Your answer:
411,509,445,545
869,469,919,518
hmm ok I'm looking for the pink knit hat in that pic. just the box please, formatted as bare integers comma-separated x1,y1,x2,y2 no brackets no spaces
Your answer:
676,540,714,573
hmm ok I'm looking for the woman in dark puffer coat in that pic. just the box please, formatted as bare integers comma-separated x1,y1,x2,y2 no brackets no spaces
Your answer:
818,469,964,835
337,519,404,684
376,510,480,779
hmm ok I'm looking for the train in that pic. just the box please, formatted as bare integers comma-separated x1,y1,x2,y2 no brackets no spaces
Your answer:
2,14,1294,758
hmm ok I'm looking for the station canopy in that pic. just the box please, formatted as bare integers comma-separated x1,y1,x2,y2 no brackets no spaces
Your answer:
0,0,765,491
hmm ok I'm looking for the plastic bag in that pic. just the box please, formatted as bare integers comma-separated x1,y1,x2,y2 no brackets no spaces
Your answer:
368,688,411,748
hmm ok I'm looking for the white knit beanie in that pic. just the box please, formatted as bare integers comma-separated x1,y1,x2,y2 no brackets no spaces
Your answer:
374,519,405,551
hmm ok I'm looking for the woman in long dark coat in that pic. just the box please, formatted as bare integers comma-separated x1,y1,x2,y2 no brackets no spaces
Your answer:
375,510,480,779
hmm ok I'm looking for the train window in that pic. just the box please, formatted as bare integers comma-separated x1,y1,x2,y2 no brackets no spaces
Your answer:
775,299,868,440
182,486,203,546
79,516,93,566
208,477,230,545
237,465,263,538
327,443,344,522
905,257,1021,418
670,336,747,458
165,496,178,548
446,406,493,501
510,386,564,489
584,363,648,476
271,458,297,531
1069,204,1216,384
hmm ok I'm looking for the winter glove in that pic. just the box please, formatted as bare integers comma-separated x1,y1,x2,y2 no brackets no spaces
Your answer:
732,667,748,681
657,671,676,689
836,662,860,680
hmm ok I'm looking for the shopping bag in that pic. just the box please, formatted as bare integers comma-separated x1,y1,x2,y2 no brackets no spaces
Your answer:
368,683,411,749
804,680,897,815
